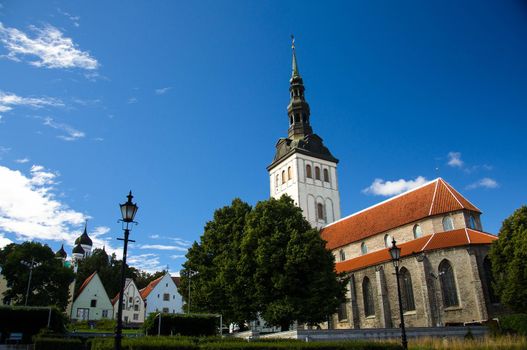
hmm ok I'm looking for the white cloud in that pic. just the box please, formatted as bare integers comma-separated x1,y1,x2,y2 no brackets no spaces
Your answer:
0,22,98,70
57,8,80,27
170,255,185,259
362,176,428,196
149,234,160,239
0,233,13,248
139,244,188,252
127,253,164,273
0,164,117,254
0,90,63,114
15,158,30,163
466,178,499,190
42,117,85,141
155,87,171,95
447,152,464,168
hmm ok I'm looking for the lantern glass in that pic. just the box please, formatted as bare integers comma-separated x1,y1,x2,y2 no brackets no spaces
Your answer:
120,192,138,222
389,239,401,261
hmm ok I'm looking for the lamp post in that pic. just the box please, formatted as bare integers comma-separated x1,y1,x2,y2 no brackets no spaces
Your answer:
115,191,138,350
187,270,197,314
389,238,408,350
21,258,41,306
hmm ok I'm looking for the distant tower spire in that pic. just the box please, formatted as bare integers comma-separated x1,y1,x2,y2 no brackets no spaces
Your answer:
287,36,312,139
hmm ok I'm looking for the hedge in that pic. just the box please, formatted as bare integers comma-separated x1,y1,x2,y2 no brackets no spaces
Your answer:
91,337,402,350
143,313,218,336
0,306,67,343
500,314,527,336
34,337,83,350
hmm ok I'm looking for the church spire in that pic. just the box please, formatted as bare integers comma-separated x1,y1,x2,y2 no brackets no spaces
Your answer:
287,36,312,139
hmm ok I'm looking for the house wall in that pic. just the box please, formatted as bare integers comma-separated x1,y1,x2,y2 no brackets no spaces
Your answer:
145,274,183,316
113,279,145,324
72,274,113,321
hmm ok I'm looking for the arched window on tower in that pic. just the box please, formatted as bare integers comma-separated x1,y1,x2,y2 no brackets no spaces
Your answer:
442,216,454,231
413,224,423,239
275,174,279,188
384,234,392,248
469,215,477,229
281,170,286,184
400,267,416,312
287,167,292,181
323,168,329,182
289,116,293,125
317,203,325,222
302,113,307,123
294,114,300,122
306,165,312,178
339,249,346,262
439,259,459,307
362,277,375,317
315,166,321,180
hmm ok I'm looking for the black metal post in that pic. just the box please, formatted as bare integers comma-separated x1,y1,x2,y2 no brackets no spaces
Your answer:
115,228,130,350
394,265,408,350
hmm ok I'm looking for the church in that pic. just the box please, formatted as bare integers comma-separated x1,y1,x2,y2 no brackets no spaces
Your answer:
268,42,501,329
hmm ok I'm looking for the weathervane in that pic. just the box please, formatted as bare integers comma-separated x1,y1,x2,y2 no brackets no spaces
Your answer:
291,34,295,49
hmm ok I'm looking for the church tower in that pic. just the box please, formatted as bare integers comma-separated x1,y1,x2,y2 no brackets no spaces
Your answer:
267,39,341,228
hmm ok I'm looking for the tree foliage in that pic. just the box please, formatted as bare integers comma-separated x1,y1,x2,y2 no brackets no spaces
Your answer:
180,196,347,330
489,205,527,312
0,242,75,310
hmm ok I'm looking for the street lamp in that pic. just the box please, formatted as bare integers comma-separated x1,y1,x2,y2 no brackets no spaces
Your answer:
187,270,197,314
115,191,138,350
389,238,408,350
21,258,41,306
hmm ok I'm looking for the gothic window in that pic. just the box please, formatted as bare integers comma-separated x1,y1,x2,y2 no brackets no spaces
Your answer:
317,203,325,222
339,249,346,261
275,174,279,187
323,168,329,182
442,216,454,231
469,215,476,229
400,268,416,312
384,234,392,248
289,116,293,125
361,242,368,255
282,170,286,184
294,114,300,122
306,165,312,178
337,302,348,321
315,166,321,180
413,224,423,239
362,277,375,317
439,260,459,307
483,257,499,303
288,166,292,180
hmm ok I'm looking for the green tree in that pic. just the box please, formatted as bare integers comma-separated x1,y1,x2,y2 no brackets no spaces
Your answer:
134,269,166,290
489,205,527,312
0,242,75,310
180,198,255,326
181,196,347,330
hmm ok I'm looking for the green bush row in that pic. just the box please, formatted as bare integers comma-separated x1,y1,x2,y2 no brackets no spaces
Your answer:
500,314,527,336
143,313,218,337
0,306,67,343
91,336,402,350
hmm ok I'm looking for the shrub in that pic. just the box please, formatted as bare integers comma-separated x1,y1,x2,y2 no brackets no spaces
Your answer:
34,337,83,350
143,313,218,336
0,306,66,343
500,314,527,336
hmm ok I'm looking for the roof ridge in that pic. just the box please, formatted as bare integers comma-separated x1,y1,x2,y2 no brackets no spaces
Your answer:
421,232,436,252
442,178,482,212
439,178,464,209
324,177,439,229
465,228,471,243
428,179,440,216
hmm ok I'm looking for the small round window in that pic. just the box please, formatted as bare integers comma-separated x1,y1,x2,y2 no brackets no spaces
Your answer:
413,224,423,239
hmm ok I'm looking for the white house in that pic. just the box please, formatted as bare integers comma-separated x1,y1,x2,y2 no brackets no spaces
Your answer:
112,278,145,324
140,273,182,316
72,272,113,321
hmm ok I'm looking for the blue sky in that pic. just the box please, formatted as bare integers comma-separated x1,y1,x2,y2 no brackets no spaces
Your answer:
0,1,526,275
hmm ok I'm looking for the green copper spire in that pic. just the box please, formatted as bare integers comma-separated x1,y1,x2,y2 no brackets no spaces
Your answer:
291,35,300,78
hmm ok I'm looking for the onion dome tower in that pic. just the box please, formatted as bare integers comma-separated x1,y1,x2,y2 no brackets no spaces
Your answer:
72,243,85,261
267,37,341,228
75,222,93,257
55,244,67,260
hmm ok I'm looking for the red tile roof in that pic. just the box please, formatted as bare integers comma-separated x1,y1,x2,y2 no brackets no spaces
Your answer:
139,275,163,299
321,178,481,250
171,276,181,288
76,271,97,299
335,228,496,273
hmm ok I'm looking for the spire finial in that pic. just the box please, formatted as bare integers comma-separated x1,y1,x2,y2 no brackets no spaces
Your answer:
84,219,88,234
127,190,133,203
291,34,299,78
